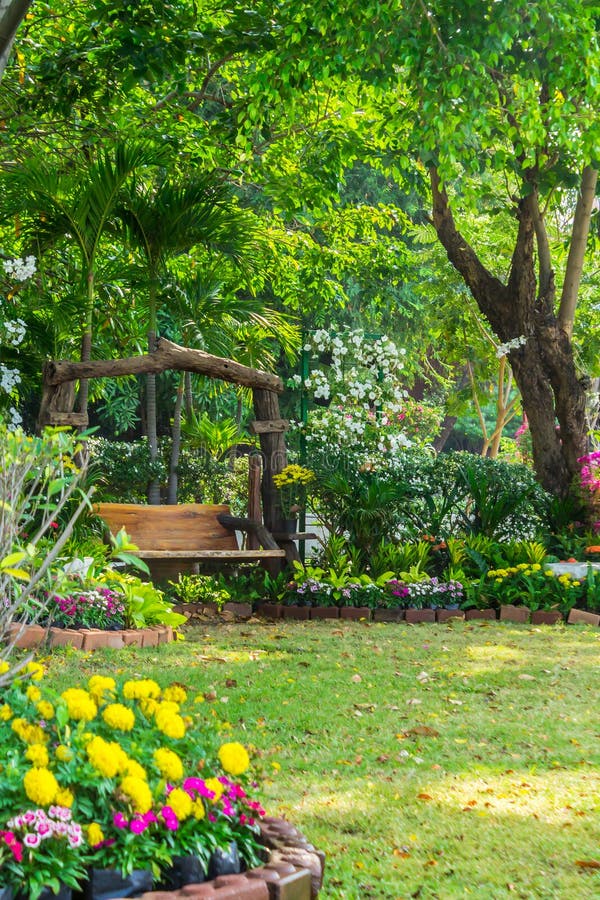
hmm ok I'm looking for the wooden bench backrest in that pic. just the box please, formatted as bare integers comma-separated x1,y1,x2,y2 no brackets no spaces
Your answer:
95,503,239,552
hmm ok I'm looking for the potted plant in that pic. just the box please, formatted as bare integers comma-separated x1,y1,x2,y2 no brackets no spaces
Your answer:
272,464,315,532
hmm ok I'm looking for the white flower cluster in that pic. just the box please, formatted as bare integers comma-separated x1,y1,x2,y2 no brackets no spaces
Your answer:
3,255,37,282
496,335,527,359
0,364,21,394
301,329,406,412
1,316,27,348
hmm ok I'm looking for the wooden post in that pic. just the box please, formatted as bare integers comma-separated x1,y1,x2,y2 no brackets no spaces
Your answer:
247,454,262,550
253,387,298,567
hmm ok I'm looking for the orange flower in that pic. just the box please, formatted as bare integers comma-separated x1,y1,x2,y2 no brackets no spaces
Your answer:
584,546,600,554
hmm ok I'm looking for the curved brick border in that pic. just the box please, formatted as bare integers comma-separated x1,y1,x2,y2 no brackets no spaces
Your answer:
116,817,324,899
8,623,174,651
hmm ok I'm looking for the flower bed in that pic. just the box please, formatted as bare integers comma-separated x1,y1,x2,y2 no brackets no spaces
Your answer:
0,664,297,899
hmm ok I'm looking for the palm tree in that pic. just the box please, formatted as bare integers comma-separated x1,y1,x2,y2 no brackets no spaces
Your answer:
3,141,160,417
116,173,268,502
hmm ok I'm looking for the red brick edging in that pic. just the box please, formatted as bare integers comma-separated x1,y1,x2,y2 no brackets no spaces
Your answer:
8,623,175,651
116,817,324,899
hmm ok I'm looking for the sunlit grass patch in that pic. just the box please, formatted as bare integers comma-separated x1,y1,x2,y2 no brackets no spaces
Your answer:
41,621,600,898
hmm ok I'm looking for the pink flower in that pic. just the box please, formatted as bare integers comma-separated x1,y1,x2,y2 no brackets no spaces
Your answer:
113,813,128,830
160,806,179,831
24,833,41,848
130,817,147,835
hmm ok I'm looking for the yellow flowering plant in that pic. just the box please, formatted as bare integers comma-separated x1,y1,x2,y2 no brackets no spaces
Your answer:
0,666,266,891
272,464,315,519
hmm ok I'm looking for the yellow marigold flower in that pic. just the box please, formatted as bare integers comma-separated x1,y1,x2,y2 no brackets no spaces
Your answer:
139,698,159,718
26,744,49,767
26,685,41,702
88,675,116,703
154,747,184,782
573,580,581,587
532,563,541,571
102,703,135,732
0,704,12,721
0,661,10,675
36,700,54,720
86,736,122,778
25,662,44,681
155,709,186,740
87,823,105,846
12,718,48,745
55,787,74,808
218,742,250,776
191,799,205,820
162,685,187,704
61,688,97,722
120,775,152,814
123,679,160,700
544,570,554,577
55,744,73,762
156,700,180,715
204,777,224,803
167,787,192,820
23,767,59,806
123,759,147,781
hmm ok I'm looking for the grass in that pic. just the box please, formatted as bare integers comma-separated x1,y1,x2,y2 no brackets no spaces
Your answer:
40,620,600,899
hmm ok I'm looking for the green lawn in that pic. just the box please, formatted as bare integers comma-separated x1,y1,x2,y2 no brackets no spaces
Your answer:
41,620,600,899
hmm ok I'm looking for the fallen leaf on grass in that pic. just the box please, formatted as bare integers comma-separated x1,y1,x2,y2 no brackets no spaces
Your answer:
575,860,600,869
406,698,422,705
405,725,440,737
351,674,362,683
393,848,411,858
417,792,433,801
518,674,536,681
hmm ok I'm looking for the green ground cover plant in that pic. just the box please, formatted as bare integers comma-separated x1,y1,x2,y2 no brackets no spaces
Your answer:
37,620,600,899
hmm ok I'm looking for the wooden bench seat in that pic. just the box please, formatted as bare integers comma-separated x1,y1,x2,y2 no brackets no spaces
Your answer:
95,502,285,580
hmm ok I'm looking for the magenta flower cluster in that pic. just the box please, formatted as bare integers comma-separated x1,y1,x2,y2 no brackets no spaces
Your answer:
49,587,125,630
109,776,265,838
578,451,600,492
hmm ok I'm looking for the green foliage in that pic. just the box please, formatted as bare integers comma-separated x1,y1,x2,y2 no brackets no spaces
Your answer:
117,576,187,629
168,574,230,609
0,425,92,680
180,412,252,460
87,438,250,514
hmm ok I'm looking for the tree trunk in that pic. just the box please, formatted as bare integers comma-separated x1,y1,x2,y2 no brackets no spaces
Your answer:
167,372,185,505
146,330,161,505
429,166,589,498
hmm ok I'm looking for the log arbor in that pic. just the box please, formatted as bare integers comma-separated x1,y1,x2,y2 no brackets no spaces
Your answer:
39,337,295,562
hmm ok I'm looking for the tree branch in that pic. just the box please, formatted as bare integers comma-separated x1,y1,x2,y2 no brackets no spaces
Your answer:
429,166,508,333
558,165,598,338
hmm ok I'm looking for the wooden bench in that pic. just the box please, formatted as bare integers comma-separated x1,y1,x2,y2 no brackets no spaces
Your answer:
95,503,285,581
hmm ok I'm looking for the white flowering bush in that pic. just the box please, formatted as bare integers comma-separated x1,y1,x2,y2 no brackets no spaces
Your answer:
0,255,36,428
291,330,442,474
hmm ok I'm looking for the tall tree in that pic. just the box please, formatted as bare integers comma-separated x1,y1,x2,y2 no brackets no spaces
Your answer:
216,0,599,498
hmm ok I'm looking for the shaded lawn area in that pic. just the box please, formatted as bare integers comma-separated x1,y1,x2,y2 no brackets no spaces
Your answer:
43,621,600,899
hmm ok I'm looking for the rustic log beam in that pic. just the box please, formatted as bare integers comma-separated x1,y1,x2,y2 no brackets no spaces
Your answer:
216,513,280,552
43,338,283,393
248,419,289,434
